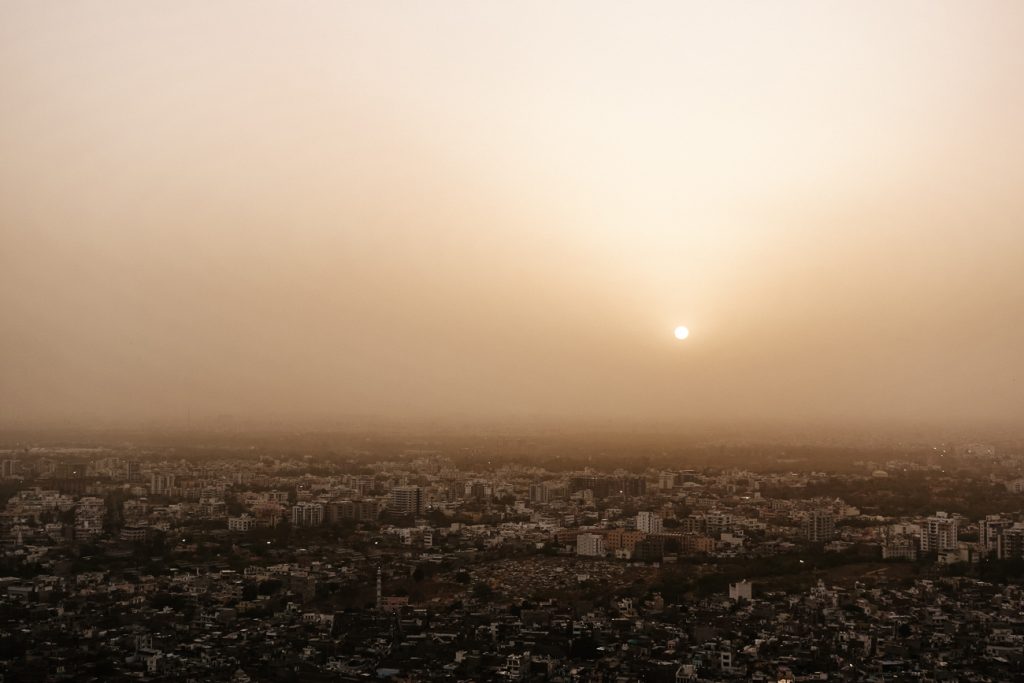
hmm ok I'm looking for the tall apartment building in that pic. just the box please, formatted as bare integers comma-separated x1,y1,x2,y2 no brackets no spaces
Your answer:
920,512,958,552
445,480,465,502
704,512,734,537
529,483,549,504
605,528,646,552
263,490,290,504
633,537,665,563
1006,478,1024,494
618,475,648,498
291,502,324,528
1,459,19,479
122,499,148,525
353,475,375,496
678,517,704,534
389,486,425,516
75,497,106,539
804,510,835,543
981,515,1014,555
568,475,646,499
998,524,1024,560
636,511,663,535
680,533,716,554
326,500,379,524
576,533,606,557
150,473,175,496
469,482,490,501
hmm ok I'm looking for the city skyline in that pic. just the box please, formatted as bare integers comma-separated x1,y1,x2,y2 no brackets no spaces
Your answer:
6,5,1024,680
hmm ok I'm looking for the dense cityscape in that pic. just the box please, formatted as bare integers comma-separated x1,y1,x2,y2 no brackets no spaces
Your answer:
5,432,1024,681
4,3,1024,681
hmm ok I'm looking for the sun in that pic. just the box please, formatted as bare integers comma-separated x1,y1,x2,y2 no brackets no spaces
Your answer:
674,325,690,341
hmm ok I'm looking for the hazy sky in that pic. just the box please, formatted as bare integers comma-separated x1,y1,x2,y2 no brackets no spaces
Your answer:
2,1,1023,426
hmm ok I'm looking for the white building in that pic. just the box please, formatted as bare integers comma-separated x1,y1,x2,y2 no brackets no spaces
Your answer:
636,511,663,535
920,512,958,552
576,533,606,557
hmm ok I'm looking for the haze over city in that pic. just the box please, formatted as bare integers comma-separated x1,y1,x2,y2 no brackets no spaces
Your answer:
10,6,1024,682
2,1,1024,428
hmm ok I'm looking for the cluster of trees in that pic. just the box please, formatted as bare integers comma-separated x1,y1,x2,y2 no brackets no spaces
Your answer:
651,549,904,603
768,471,1023,518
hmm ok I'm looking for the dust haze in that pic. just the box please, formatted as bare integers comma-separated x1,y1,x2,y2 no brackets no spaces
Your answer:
2,2,1023,429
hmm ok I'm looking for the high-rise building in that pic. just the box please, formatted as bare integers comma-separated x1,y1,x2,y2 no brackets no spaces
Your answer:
704,512,734,537
569,476,607,497
804,510,835,543
389,486,425,516
75,497,106,539
981,514,1013,555
998,524,1024,560
445,480,465,502
920,512,958,552
150,473,175,496
605,528,646,552
354,475,375,496
576,533,605,557
529,483,549,504
1,459,19,479
469,482,490,501
568,475,646,499
633,537,665,563
291,502,324,527
636,511,663,535
326,500,379,524
617,475,647,498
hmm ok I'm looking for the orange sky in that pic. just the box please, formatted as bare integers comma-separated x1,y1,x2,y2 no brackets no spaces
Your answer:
2,1,1023,426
